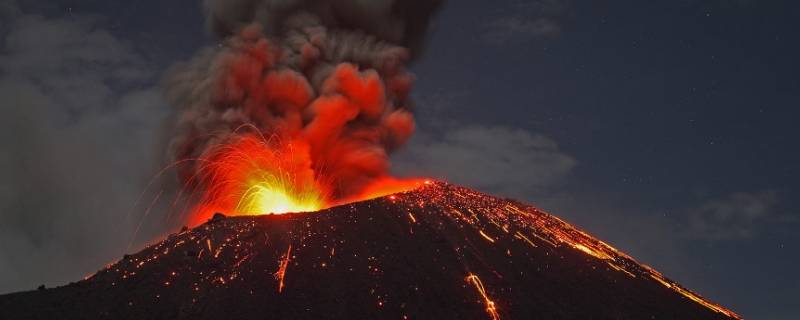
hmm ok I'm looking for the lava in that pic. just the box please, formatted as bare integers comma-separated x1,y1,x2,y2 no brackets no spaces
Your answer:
466,273,500,320
185,133,426,225
1,182,742,319
186,134,325,223
169,25,424,226
191,182,747,320
275,245,291,293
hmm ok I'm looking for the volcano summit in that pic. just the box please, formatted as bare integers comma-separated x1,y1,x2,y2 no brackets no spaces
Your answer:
0,182,739,319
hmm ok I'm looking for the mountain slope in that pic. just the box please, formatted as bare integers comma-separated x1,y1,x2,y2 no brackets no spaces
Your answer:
0,182,740,319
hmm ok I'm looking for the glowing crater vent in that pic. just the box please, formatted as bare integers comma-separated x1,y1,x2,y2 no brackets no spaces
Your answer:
236,180,324,215
189,134,328,223
187,133,426,224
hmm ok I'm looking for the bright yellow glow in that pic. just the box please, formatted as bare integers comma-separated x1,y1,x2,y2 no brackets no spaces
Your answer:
236,182,323,215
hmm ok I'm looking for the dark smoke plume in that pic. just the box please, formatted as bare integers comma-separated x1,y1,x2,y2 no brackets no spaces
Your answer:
166,0,442,200
203,0,442,57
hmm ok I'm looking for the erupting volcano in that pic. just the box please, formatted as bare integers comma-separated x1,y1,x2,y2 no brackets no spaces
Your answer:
0,182,741,319
0,1,744,319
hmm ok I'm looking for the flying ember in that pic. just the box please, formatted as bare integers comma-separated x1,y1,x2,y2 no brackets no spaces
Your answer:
186,134,325,222
18,182,739,319
187,133,426,224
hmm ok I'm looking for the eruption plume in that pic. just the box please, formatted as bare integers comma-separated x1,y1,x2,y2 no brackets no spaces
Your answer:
166,0,443,221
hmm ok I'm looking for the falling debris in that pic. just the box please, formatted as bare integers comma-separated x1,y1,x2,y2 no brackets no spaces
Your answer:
466,273,500,320
0,182,741,319
275,245,292,293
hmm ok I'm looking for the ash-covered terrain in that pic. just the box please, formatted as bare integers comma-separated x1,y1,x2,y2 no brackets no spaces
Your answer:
0,182,740,319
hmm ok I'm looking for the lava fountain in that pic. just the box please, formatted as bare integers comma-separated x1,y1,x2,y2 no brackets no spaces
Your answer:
166,1,444,225
188,134,326,223
187,132,427,225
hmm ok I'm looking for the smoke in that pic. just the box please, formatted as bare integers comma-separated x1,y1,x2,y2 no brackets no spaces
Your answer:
202,0,442,57
0,1,170,293
166,1,442,202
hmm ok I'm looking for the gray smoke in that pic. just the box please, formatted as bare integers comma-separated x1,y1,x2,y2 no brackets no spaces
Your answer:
203,0,442,57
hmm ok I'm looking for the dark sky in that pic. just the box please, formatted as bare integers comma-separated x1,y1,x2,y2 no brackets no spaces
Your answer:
0,0,798,319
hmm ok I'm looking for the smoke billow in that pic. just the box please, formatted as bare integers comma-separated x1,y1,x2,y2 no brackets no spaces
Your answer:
166,1,442,202
202,0,441,57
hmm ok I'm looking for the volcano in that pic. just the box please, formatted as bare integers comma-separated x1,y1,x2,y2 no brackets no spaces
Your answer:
0,182,740,319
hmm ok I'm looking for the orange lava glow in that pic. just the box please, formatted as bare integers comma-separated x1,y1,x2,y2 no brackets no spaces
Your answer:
336,177,431,206
102,181,740,319
466,273,500,320
275,245,292,293
187,135,325,224
187,134,427,225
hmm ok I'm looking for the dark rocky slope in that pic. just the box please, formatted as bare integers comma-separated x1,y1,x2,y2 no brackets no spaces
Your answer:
0,182,740,319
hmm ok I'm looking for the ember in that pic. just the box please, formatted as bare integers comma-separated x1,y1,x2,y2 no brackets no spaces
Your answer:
0,182,741,320
185,132,426,225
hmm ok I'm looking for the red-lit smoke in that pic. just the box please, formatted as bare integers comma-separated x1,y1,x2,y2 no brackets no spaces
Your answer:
166,2,441,222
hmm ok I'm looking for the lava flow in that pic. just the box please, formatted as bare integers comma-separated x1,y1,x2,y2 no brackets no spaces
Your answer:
0,182,742,319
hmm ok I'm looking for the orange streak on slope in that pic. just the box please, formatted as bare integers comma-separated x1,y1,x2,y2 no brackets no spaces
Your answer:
478,230,496,243
275,245,292,293
466,273,500,320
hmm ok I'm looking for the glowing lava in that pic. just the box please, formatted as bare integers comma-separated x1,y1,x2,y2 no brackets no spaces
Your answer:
187,134,426,225
11,182,741,319
186,134,324,224
236,184,321,215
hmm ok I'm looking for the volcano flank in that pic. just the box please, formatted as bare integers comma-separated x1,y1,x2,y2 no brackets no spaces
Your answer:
0,182,740,319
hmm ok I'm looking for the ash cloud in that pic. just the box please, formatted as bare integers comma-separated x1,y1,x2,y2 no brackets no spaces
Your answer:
0,1,169,293
166,0,443,201
202,0,442,57
0,0,444,293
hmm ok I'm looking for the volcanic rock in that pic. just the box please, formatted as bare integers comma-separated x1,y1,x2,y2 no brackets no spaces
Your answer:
0,182,740,319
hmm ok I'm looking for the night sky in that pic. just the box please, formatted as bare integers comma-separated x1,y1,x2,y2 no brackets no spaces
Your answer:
1,1,798,319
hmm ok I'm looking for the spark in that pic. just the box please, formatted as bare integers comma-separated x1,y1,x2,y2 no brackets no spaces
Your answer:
188,135,326,224
391,182,740,319
104,180,739,320
184,134,427,225
128,189,163,251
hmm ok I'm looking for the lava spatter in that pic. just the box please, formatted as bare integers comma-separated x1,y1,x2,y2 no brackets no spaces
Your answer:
0,182,740,319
